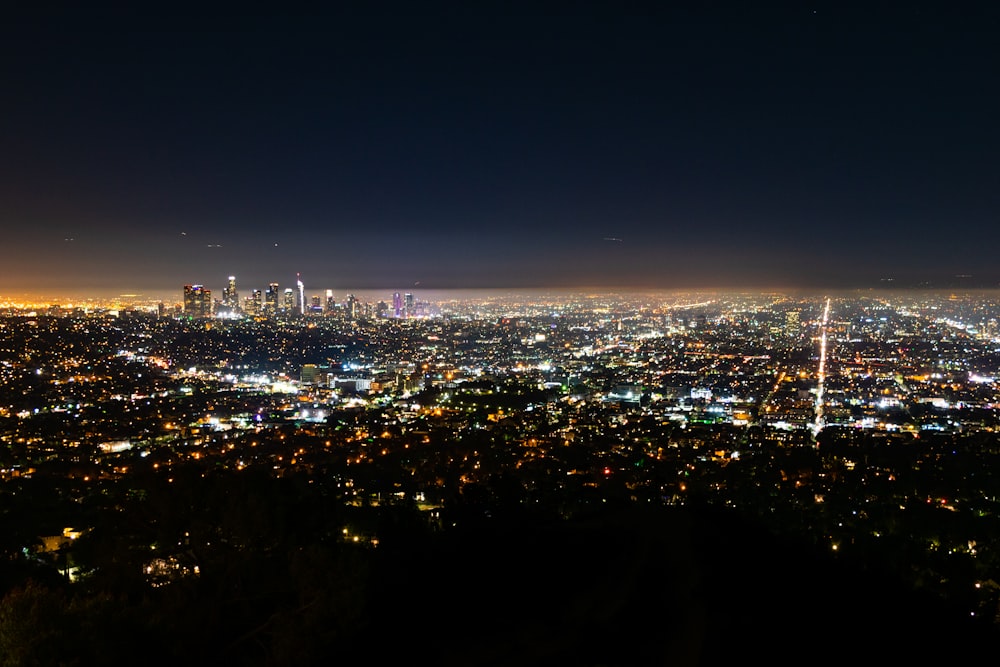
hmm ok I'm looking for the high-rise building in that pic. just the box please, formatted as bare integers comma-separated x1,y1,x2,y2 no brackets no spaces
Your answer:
283,288,295,314
183,285,212,318
326,290,335,314
297,274,305,316
393,292,402,318
265,283,279,317
785,310,801,337
346,294,359,320
246,289,262,316
222,276,238,310
404,292,414,318
183,285,198,314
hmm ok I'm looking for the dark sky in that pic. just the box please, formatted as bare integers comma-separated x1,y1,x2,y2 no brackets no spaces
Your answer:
2,3,999,297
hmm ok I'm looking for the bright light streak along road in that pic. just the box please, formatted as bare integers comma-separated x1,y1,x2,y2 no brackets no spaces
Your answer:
813,298,831,439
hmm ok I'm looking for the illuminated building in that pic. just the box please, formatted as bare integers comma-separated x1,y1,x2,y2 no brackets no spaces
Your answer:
297,274,305,316
785,309,800,336
326,289,335,314
182,285,212,318
283,288,295,314
222,276,238,310
300,364,319,385
265,283,279,317
246,289,262,316
393,292,402,318
404,292,414,318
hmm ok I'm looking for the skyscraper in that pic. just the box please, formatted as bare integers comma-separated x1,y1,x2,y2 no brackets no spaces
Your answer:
283,288,295,314
265,283,279,317
326,290,335,314
247,289,262,316
297,274,305,316
183,285,212,318
785,310,801,337
222,275,238,310
393,292,402,318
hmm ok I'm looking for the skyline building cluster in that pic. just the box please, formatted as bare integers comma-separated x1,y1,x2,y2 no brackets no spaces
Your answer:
182,275,425,320
181,284,212,319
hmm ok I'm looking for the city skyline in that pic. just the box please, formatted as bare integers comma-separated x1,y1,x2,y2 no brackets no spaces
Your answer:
8,278,1000,309
3,3,1000,651
2,4,998,295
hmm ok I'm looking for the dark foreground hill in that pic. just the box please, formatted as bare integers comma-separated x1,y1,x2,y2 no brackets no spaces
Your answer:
2,504,993,666
350,505,995,666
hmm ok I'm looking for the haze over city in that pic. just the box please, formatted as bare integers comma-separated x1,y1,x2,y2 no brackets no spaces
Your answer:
3,3,998,297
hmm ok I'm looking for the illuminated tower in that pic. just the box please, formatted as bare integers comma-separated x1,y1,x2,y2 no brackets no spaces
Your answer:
297,274,305,316
325,289,335,314
404,292,414,318
283,288,295,314
183,285,199,315
247,289,262,316
393,292,402,318
265,283,279,317
183,285,212,318
785,309,801,338
222,275,238,310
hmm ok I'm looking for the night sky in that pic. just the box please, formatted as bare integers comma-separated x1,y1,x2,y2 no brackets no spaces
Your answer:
2,3,999,297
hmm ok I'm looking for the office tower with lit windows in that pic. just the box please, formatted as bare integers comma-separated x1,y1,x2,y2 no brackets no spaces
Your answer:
295,273,306,315
246,289,262,316
183,284,212,318
346,294,359,320
404,292,414,318
283,288,295,314
265,283,279,317
222,276,238,310
393,292,402,318
297,275,305,316
326,290,335,314
785,309,801,336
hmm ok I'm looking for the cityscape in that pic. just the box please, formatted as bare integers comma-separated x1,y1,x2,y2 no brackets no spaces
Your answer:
3,283,1000,662
4,3,999,665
